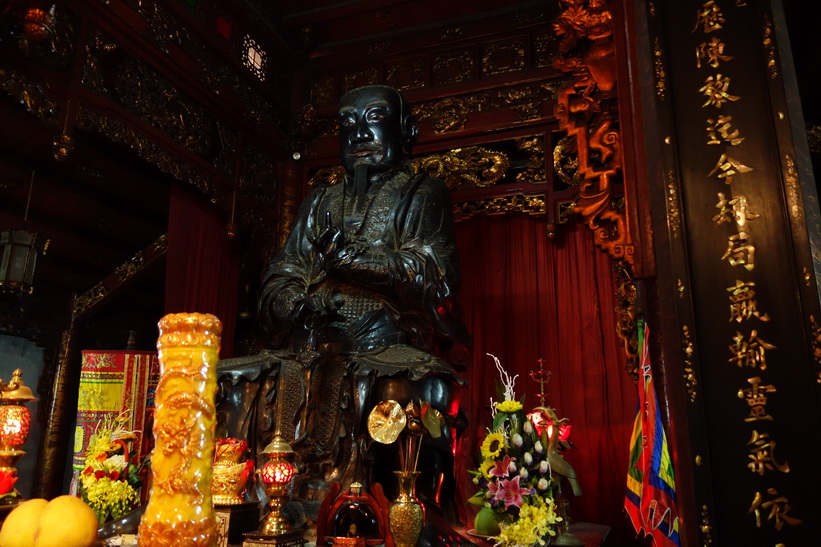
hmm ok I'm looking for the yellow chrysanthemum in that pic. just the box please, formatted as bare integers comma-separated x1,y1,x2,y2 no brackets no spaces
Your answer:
495,496,561,546
496,400,523,413
480,431,505,459
479,459,495,479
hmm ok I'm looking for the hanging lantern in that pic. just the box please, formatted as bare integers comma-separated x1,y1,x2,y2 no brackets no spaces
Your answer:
0,230,48,295
1,171,49,295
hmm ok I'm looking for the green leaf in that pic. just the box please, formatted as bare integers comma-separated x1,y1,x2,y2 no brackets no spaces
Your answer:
467,491,486,506
491,411,508,431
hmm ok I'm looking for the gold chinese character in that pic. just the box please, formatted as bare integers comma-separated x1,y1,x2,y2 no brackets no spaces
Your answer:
694,0,725,33
738,378,776,422
696,38,734,68
726,280,771,322
706,115,744,145
708,153,753,184
713,192,734,225
729,329,775,369
699,74,741,108
749,488,802,530
722,231,755,270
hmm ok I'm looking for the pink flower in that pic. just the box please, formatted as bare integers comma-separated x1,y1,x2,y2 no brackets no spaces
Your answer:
489,455,515,478
500,475,528,509
486,478,506,501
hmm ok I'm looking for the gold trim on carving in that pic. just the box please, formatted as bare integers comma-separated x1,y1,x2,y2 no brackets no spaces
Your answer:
810,315,821,383
700,504,714,545
481,40,526,77
682,325,698,402
553,136,582,186
452,194,546,221
516,136,547,184
666,171,681,239
614,261,638,376
762,15,778,80
76,106,217,197
413,82,561,133
654,37,667,99
807,123,821,155
412,147,510,190
0,64,59,121
74,234,168,317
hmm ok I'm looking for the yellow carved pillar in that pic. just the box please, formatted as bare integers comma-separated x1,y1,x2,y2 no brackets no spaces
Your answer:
138,313,221,546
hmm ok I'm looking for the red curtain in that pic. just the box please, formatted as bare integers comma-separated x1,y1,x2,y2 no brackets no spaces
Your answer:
165,183,240,358
455,214,637,541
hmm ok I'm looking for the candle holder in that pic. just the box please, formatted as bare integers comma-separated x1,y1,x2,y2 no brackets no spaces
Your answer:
0,369,37,506
242,434,305,547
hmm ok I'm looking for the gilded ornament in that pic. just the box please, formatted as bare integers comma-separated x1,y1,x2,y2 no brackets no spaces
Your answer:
367,400,406,444
553,136,582,187
533,34,558,68
807,123,821,155
762,16,778,79
342,67,380,93
481,40,526,77
0,65,58,121
452,194,546,221
439,26,465,42
412,147,510,190
682,325,698,402
386,57,426,91
700,505,714,545
810,315,821,383
432,49,473,86
515,136,546,184
666,173,681,239
74,234,167,318
77,106,217,197
310,75,336,108
613,261,638,376
653,38,666,98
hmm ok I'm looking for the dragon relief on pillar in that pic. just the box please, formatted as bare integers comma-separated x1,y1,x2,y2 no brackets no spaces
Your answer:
552,0,633,263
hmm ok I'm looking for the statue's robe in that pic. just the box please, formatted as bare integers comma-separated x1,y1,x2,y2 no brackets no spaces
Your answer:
217,167,468,521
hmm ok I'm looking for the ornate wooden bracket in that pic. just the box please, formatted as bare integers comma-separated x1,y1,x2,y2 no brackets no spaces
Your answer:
552,0,633,264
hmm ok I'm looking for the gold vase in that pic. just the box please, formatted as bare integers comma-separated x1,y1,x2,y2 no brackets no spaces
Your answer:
138,313,221,546
389,471,424,547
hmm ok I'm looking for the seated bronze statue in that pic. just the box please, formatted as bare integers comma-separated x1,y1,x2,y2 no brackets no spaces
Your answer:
216,85,470,542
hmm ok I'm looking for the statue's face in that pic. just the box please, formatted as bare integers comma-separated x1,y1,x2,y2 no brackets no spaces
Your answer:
339,87,407,178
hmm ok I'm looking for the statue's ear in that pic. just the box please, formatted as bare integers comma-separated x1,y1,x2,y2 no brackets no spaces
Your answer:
403,115,419,152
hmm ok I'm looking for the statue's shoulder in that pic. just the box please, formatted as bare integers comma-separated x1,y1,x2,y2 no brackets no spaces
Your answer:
406,171,450,201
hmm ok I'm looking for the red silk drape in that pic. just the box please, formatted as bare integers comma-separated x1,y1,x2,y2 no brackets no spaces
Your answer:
165,183,240,358
454,214,637,541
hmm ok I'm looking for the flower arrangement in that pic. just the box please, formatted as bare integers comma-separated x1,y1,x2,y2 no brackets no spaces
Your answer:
79,413,143,523
469,354,561,547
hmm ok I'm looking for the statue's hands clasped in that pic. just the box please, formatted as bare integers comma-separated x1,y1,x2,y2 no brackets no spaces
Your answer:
311,211,345,268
